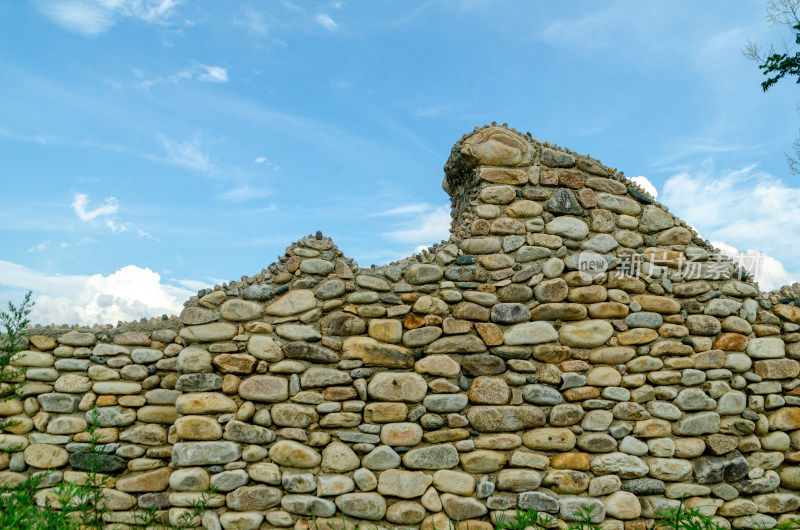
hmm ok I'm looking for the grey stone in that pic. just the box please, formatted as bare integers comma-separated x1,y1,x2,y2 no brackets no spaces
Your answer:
622,478,665,495
491,303,531,324
402,444,459,469
693,451,749,484
518,491,559,513
523,384,563,405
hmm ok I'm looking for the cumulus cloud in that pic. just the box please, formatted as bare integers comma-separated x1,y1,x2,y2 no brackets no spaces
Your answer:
0,260,200,325
71,193,119,221
710,241,795,292
630,175,658,199
315,13,337,30
661,163,800,289
37,0,181,36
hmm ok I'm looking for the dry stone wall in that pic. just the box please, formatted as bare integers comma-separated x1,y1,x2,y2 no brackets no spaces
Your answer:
4,124,800,530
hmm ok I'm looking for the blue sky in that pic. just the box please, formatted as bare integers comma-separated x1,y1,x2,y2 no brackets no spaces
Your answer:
2,0,799,324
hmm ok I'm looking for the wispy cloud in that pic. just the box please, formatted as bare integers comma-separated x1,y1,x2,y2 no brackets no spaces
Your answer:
71,192,155,239
196,65,229,83
220,185,272,202
28,241,50,253
136,62,229,89
71,192,119,221
37,0,183,36
315,13,338,30
159,134,212,172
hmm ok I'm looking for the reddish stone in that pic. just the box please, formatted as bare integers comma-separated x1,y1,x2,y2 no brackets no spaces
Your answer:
576,188,597,208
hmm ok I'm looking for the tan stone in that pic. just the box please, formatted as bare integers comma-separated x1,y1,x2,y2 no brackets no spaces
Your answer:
618,328,658,345
381,422,423,446
175,392,237,414
321,441,359,472
29,336,57,351
559,320,614,348
460,450,507,473
265,289,316,316
769,408,800,430
474,322,504,346
415,355,460,378
378,469,433,498
212,354,257,374
588,302,629,319
269,440,321,468
343,337,414,368
116,467,171,492
368,319,403,344
220,299,262,321
468,376,510,404
775,304,800,324
633,295,680,314
713,333,748,351
136,406,178,424
175,416,223,440
755,359,800,380
585,366,622,387
364,402,407,423
461,126,533,167
551,452,591,470
467,405,546,432
523,428,577,451
238,375,289,402
368,372,427,402
179,322,237,342
24,444,68,468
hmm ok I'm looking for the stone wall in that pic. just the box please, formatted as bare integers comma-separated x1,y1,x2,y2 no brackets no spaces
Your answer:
4,124,800,530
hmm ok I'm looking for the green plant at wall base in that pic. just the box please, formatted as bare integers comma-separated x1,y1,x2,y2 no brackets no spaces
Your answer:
0,290,32,441
0,405,217,529
0,292,215,529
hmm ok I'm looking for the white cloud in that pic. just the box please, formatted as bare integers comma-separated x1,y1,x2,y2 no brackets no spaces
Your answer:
137,63,229,89
28,241,50,253
37,0,181,36
169,278,214,291
71,193,119,221
630,175,658,199
254,156,267,164
661,163,800,289
220,185,272,202
710,240,795,292
197,65,229,83
106,218,130,234
0,260,194,325
315,13,337,30
383,204,451,246
159,135,212,172
71,193,154,239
